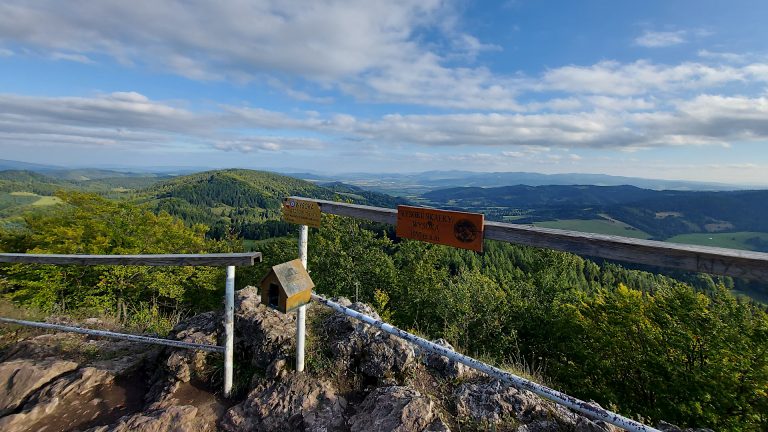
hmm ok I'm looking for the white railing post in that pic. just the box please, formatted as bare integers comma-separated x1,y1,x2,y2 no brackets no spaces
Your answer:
296,225,309,372
223,265,235,397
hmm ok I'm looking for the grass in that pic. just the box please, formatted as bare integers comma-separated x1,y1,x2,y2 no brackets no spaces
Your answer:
32,195,62,206
0,191,61,214
534,218,651,239
665,231,768,251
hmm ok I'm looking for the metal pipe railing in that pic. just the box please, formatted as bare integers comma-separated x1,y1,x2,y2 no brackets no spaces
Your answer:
0,252,261,397
0,317,224,352
311,293,659,432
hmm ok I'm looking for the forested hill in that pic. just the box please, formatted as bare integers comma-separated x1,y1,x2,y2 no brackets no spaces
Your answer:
0,170,79,195
139,169,404,239
423,184,768,239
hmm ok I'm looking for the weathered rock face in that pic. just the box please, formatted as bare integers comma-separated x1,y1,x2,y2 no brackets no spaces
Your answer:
86,405,205,432
455,379,548,425
0,364,145,432
422,339,472,380
348,386,449,432
221,373,347,432
234,286,295,368
164,311,219,383
454,379,618,432
325,297,416,380
0,358,79,416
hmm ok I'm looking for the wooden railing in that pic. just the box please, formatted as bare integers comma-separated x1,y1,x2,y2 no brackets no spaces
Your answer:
302,197,768,281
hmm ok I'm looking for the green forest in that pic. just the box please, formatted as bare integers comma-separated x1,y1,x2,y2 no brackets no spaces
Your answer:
0,171,767,430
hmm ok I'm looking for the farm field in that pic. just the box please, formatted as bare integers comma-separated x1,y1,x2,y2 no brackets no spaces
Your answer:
1,191,61,213
665,231,768,251
533,218,652,239
6,191,61,207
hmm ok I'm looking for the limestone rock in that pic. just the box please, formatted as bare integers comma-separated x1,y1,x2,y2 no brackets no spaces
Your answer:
165,311,219,383
221,372,347,432
234,286,296,368
422,339,472,380
0,358,79,416
87,405,207,432
455,380,616,432
0,366,139,432
324,298,416,380
455,379,549,425
349,386,448,432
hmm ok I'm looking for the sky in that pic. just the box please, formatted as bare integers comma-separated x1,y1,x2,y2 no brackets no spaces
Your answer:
1,0,768,185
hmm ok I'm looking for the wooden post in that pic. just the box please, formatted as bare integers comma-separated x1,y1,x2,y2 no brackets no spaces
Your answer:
223,265,235,397
296,225,308,372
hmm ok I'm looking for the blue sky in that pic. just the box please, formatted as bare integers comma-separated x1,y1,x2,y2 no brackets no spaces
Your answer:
1,0,767,184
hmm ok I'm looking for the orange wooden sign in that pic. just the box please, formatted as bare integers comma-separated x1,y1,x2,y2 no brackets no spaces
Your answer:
396,205,484,252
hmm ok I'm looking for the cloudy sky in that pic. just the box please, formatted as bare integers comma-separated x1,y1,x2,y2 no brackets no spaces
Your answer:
1,0,767,184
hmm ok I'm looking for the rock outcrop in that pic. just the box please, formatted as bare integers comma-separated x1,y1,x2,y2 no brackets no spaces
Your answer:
0,335,156,432
422,338,472,380
233,286,295,369
324,297,416,381
221,373,347,432
0,291,697,431
0,358,79,416
348,386,449,432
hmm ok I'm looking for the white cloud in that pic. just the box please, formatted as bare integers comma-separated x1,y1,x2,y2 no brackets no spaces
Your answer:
50,52,95,64
697,50,754,64
0,0,521,111
0,48,12,57
537,60,756,96
214,137,326,152
634,30,687,48
5,90,768,156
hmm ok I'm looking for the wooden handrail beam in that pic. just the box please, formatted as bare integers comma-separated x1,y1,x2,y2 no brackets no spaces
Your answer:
294,196,768,280
0,252,262,267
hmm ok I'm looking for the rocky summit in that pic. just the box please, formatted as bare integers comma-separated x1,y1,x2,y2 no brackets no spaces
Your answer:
0,288,709,432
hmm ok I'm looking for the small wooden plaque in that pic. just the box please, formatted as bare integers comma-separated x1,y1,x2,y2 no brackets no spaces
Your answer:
396,205,484,252
282,198,322,228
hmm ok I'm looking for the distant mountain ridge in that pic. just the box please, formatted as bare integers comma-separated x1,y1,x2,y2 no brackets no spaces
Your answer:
285,170,754,195
422,184,768,241
2,160,755,192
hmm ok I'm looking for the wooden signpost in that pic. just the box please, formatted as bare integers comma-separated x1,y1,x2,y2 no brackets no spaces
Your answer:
282,197,322,228
396,205,485,252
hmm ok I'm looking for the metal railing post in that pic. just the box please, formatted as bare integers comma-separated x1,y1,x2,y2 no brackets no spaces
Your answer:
223,265,235,397
296,225,309,372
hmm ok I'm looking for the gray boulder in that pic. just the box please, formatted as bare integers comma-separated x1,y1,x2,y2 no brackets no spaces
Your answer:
422,339,472,380
0,366,136,432
325,298,416,380
455,379,617,432
234,286,296,368
164,311,219,383
221,372,347,432
349,386,449,432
